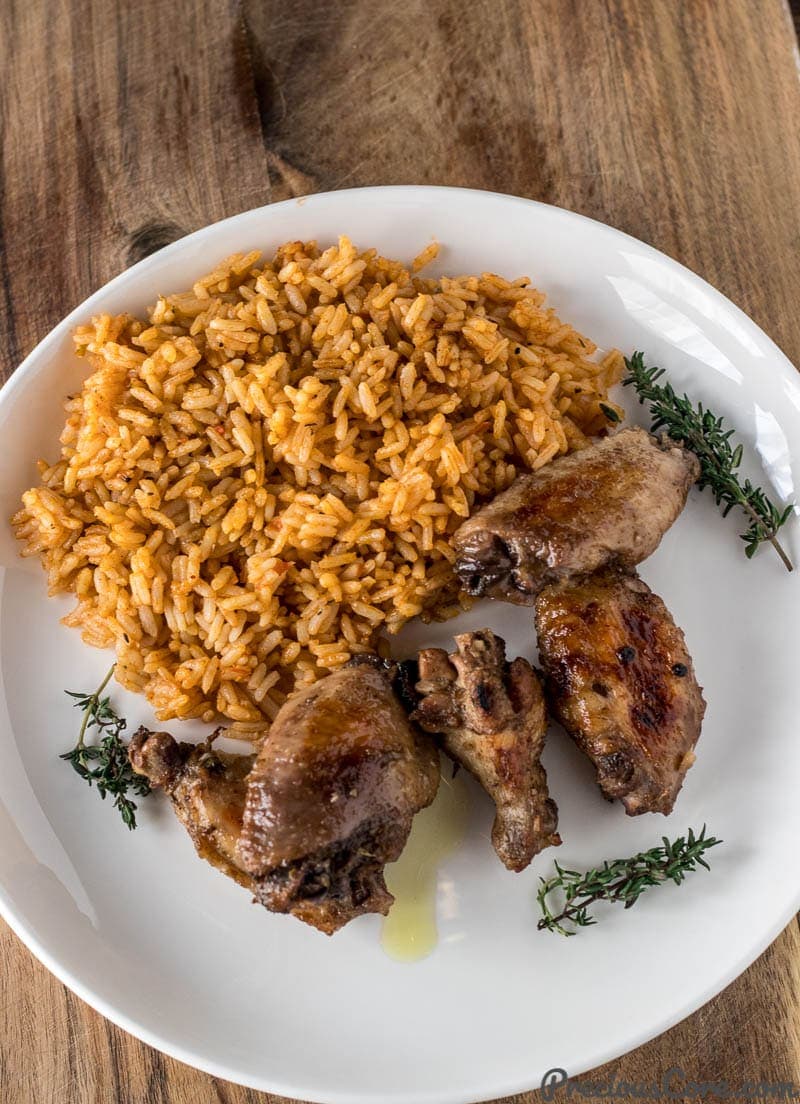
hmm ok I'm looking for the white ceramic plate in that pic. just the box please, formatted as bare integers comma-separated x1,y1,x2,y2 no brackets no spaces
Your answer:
1,186,799,1104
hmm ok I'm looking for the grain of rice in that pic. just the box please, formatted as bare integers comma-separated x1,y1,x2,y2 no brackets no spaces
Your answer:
412,242,440,273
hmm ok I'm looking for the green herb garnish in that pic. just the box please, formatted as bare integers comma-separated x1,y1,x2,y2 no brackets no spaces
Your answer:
623,352,793,570
537,826,721,936
599,402,621,423
61,665,150,830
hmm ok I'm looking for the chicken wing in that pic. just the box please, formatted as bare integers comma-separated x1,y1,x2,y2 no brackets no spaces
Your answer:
535,569,705,815
454,428,699,604
412,630,560,871
128,729,255,889
238,664,440,933
131,665,440,935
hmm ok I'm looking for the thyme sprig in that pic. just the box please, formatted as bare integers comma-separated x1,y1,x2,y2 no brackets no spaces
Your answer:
623,352,794,570
537,826,721,936
61,665,150,830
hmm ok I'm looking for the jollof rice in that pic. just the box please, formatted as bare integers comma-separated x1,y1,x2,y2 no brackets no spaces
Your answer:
13,237,622,732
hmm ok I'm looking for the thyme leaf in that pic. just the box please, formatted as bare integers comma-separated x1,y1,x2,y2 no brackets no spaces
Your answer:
61,665,150,830
624,352,793,570
537,826,721,936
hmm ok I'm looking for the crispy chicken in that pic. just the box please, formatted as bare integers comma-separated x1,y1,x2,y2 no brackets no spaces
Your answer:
237,664,440,933
535,569,705,815
130,665,440,935
454,428,699,604
412,630,560,871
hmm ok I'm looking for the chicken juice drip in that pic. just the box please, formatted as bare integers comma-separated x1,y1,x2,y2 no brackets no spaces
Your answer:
381,766,469,962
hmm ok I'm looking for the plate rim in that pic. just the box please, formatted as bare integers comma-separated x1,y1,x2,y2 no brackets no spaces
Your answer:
1,184,798,1104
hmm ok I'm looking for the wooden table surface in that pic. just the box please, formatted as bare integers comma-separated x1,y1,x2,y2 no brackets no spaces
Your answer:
2,1,800,1100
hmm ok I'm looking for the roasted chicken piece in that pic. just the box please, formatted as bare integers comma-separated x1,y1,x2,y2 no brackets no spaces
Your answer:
535,569,705,815
128,729,255,889
238,664,440,934
412,630,560,871
454,428,699,604
130,665,440,935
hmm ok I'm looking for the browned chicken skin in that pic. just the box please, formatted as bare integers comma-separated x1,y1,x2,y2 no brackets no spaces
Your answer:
454,428,700,604
130,665,440,935
535,569,705,815
238,664,440,933
128,729,255,890
412,630,560,871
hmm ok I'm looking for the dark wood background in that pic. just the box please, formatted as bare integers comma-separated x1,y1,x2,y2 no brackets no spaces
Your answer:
1,1,799,1101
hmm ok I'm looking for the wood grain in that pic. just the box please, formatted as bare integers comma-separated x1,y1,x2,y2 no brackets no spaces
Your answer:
0,0,271,382
2,0,800,1100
